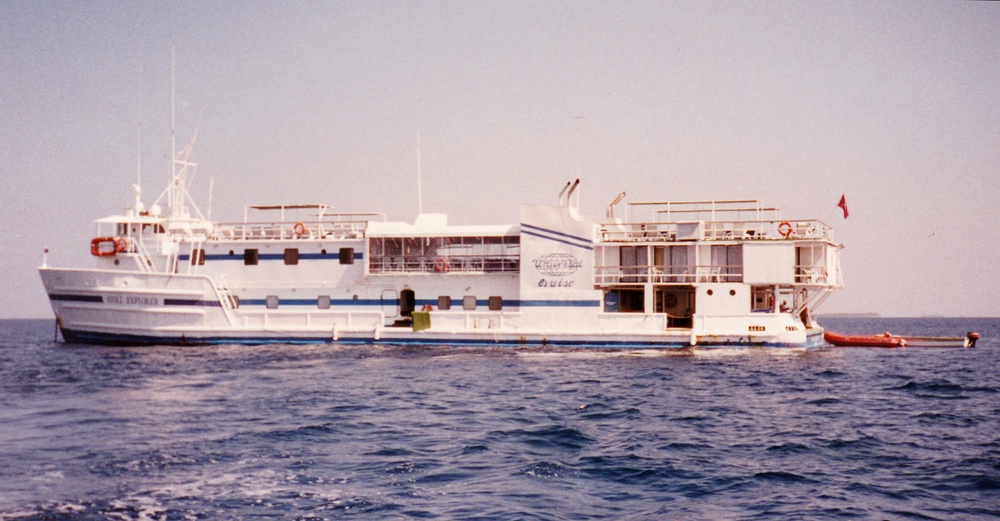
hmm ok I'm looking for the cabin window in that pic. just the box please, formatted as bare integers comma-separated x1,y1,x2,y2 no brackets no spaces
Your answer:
463,295,477,310
751,286,774,312
437,295,452,310
653,245,693,282
616,289,645,313
317,295,331,309
368,235,519,274
710,245,743,282
284,248,299,265
620,246,648,283
191,249,206,266
266,295,279,309
339,247,354,265
244,249,259,265
605,289,644,312
488,296,503,311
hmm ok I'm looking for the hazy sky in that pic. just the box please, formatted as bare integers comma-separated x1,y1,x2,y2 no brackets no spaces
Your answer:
3,1,998,318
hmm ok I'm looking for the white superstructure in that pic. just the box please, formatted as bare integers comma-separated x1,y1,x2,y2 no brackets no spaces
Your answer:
39,139,843,348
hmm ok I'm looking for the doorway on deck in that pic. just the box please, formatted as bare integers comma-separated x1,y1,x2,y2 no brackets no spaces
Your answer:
655,286,695,328
399,289,416,318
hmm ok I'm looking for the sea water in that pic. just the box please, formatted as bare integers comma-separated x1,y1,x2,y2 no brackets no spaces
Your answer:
1,317,998,520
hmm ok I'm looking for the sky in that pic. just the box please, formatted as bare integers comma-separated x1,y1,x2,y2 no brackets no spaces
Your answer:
2,1,999,319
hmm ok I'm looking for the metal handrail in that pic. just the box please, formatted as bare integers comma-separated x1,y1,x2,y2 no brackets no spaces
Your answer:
594,264,744,285
210,219,370,241
599,219,832,243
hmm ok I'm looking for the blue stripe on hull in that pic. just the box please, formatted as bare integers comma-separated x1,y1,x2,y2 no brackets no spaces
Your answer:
59,328,818,349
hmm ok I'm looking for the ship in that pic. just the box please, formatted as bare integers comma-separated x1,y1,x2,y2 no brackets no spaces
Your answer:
39,131,844,348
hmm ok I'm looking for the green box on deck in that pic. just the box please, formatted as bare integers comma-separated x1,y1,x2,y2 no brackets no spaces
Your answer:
412,311,431,331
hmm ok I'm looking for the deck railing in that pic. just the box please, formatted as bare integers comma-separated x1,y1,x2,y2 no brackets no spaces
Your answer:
595,264,744,285
599,219,832,243
209,219,371,241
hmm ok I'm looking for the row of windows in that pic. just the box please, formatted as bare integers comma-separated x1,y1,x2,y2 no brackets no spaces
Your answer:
190,247,356,266
434,295,503,311
256,294,505,311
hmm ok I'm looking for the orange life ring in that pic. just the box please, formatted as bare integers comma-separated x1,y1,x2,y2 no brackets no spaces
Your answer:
778,221,793,238
114,237,129,253
421,304,433,312
293,222,307,236
433,257,449,272
90,237,118,257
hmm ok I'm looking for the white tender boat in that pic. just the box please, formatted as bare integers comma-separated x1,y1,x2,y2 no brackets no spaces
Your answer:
39,133,844,348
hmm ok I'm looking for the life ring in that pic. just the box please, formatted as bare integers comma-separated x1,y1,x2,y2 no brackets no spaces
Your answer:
778,221,793,238
433,257,449,272
421,304,433,312
90,237,118,257
293,222,307,237
114,237,129,253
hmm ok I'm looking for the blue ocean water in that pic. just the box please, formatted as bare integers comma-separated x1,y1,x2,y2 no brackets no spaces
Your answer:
1,317,998,520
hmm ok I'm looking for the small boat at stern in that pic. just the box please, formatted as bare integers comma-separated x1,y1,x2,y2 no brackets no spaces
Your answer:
824,331,980,348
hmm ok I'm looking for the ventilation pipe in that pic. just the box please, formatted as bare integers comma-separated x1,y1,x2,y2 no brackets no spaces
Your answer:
557,181,572,206
565,179,580,209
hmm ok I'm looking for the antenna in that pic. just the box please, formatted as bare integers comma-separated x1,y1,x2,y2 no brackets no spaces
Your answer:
171,46,176,177
133,53,144,214
416,131,423,216
207,177,214,221
136,53,143,192
574,116,583,179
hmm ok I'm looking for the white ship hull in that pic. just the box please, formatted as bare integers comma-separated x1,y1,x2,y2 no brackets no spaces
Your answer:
41,260,829,349
39,129,843,350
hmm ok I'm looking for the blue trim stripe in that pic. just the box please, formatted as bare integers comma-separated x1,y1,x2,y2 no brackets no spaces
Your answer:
521,223,593,251
179,252,365,262
521,223,594,250
59,328,811,349
521,223,591,245
50,294,103,303
241,298,386,306
521,229,594,251
237,298,598,308
163,298,222,307
516,300,600,307
49,293,599,310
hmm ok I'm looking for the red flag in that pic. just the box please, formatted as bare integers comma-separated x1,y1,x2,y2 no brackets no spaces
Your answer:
837,194,849,219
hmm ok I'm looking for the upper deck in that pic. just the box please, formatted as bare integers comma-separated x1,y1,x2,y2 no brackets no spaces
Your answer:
599,199,834,244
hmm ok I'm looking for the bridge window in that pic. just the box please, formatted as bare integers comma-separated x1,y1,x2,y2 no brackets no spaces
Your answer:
368,236,519,274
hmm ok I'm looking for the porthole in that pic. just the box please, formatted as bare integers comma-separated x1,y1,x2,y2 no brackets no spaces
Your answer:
706,289,713,296
730,289,736,296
